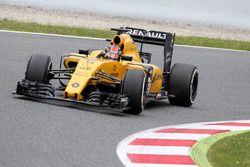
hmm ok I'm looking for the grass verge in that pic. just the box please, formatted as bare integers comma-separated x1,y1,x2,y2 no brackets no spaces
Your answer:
208,131,250,167
1,19,250,51
0,19,114,38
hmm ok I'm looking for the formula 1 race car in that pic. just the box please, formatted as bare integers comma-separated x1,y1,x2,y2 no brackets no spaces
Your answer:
15,27,198,115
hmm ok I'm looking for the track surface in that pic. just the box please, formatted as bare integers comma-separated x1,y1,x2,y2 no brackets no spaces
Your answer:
0,32,250,167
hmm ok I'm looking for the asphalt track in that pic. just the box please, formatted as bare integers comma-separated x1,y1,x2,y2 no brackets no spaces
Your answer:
0,31,250,167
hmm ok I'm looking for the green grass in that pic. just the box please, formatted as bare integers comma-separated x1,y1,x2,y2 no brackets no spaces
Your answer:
176,36,250,51
0,19,114,38
1,19,250,51
208,131,250,167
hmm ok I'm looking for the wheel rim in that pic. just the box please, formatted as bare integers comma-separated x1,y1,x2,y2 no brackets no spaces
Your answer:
46,61,52,82
141,75,146,110
190,69,199,103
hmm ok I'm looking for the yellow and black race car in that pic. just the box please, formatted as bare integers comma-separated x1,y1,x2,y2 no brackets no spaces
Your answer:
15,27,198,115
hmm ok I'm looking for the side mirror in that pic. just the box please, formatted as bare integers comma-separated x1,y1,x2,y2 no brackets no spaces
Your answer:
121,56,133,61
79,49,89,55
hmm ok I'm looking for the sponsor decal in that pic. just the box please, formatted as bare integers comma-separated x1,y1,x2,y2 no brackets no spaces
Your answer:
126,28,167,40
80,66,91,70
72,82,80,88
113,65,117,71
88,58,98,64
75,72,87,76
152,73,163,82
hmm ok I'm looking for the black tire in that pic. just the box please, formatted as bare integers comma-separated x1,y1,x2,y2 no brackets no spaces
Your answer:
25,54,52,83
122,70,146,115
168,63,198,107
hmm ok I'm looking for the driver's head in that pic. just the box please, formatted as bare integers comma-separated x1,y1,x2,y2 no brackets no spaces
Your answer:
105,45,121,60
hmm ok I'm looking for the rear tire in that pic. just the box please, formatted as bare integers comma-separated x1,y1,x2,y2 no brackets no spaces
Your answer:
25,54,52,83
168,63,198,106
122,70,146,115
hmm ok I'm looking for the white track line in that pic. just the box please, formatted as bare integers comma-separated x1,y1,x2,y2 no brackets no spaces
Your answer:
126,145,191,155
138,132,210,140
129,164,198,167
187,125,250,131
0,29,105,41
0,29,249,52
175,44,250,53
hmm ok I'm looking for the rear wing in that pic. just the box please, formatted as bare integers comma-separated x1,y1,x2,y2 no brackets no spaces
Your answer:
111,27,175,46
110,27,175,83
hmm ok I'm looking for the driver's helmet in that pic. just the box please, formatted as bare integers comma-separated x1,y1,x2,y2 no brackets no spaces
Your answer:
105,45,121,60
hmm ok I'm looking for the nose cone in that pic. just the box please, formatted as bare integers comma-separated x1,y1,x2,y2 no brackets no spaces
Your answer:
64,58,100,100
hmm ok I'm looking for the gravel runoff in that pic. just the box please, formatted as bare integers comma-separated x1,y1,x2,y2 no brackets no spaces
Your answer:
0,4,250,41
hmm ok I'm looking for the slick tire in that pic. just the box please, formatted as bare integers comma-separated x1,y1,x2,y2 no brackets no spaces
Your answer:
25,54,52,83
168,63,198,107
122,70,146,115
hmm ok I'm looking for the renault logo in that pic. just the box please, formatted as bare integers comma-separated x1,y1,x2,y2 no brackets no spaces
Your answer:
72,82,80,88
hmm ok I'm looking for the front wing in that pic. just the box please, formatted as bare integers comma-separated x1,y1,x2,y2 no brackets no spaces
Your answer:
15,80,131,112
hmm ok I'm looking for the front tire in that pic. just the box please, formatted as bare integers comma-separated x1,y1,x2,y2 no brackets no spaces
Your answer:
168,63,198,106
25,54,52,83
122,70,146,115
